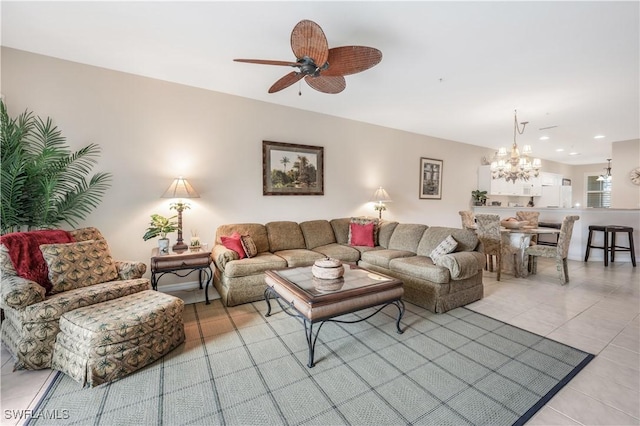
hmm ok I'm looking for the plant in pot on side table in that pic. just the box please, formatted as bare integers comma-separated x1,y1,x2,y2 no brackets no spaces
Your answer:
143,214,179,254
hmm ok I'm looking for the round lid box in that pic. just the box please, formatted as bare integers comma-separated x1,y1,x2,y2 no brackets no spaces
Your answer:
312,258,345,280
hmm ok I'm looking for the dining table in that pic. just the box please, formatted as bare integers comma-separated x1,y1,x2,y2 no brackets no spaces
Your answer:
500,227,561,278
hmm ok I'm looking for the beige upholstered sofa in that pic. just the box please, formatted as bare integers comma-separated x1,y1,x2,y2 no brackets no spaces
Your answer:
0,227,150,370
212,218,485,313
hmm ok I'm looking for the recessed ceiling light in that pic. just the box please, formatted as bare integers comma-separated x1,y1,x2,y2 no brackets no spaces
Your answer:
569,152,580,156
539,136,549,140
594,135,605,139
556,148,564,152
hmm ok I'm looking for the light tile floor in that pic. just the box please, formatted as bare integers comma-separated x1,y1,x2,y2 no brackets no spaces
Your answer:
1,258,638,425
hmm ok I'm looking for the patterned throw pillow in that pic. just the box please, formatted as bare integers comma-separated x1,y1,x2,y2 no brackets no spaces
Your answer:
240,235,258,258
348,217,380,245
429,235,458,262
40,239,118,293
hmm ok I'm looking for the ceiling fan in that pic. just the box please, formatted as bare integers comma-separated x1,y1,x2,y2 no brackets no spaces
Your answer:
234,20,382,94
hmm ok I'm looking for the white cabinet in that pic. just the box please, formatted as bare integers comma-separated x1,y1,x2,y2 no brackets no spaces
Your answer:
478,166,541,196
540,172,563,186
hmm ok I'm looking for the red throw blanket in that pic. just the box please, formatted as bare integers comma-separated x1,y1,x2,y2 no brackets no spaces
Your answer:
0,230,75,294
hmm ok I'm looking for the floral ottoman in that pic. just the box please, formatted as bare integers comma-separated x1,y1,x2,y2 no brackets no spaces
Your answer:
51,290,185,387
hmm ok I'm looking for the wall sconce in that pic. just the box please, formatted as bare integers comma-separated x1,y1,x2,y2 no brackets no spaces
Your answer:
162,177,200,252
370,186,392,219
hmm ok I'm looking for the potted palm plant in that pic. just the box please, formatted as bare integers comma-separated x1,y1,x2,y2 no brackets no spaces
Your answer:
142,214,179,254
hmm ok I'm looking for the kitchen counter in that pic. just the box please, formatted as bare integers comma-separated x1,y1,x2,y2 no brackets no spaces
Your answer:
473,206,640,263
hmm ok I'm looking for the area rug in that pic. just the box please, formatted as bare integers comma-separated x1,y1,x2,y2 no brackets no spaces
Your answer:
28,300,593,426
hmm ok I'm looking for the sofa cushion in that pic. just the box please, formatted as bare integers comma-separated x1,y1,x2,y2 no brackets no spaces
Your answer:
17,278,151,324
300,220,336,249
312,243,361,263
330,218,351,244
388,223,428,252
221,232,246,259
349,222,375,247
68,227,106,243
417,227,479,256
360,249,415,269
389,256,451,284
377,221,399,248
434,251,486,280
216,224,269,254
429,235,458,262
40,239,119,294
223,253,288,278
273,249,325,268
240,235,258,258
266,221,306,252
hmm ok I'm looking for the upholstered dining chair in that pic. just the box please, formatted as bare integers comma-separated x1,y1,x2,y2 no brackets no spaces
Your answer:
458,211,476,231
474,214,503,281
516,211,540,245
524,215,579,284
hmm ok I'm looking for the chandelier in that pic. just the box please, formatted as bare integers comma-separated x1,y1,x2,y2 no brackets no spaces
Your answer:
490,110,541,183
596,159,612,181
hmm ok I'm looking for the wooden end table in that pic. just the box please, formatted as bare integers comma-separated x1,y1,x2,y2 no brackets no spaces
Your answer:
264,265,405,367
150,247,213,304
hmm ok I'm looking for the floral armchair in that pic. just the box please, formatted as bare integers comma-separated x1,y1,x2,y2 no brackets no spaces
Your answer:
0,227,150,370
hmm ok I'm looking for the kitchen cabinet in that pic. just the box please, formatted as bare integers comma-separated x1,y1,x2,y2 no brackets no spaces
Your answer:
540,172,563,186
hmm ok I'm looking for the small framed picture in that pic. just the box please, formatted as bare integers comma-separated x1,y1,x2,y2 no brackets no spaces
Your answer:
419,157,443,200
263,141,324,196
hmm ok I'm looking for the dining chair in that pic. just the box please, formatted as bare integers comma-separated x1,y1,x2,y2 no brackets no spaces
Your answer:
516,211,540,245
474,214,503,281
524,215,579,284
458,211,476,230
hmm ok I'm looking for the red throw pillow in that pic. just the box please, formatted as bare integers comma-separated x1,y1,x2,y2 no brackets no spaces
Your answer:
349,222,375,247
220,232,246,259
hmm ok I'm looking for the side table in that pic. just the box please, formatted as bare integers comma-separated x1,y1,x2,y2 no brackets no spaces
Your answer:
150,247,213,304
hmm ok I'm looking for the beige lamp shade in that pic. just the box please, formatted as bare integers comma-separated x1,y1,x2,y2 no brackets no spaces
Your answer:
161,177,200,199
370,186,392,203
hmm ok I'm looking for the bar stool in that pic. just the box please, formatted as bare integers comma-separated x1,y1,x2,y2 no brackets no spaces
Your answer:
584,225,636,267
607,226,636,267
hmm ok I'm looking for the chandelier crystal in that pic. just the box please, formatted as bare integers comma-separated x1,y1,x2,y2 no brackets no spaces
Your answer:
490,110,541,183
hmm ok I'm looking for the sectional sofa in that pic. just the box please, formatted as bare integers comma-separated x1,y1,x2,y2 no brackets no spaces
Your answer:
212,218,485,313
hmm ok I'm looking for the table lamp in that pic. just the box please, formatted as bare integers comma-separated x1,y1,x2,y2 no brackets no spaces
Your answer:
162,177,200,252
370,186,392,219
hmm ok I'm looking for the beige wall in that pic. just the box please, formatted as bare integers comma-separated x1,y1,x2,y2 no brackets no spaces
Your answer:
2,48,493,283
611,139,640,208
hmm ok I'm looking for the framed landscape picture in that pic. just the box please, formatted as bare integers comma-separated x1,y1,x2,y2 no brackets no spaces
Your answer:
263,141,324,196
419,157,442,199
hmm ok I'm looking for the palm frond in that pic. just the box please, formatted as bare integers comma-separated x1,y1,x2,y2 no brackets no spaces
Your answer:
0,100,112,233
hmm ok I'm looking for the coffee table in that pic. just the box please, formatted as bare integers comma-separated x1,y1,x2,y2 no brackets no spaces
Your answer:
264,264,405,367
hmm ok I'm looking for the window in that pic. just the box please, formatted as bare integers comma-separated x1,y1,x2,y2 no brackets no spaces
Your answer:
585,175,611,208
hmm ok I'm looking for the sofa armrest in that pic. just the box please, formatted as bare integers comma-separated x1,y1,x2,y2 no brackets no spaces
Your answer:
115,260,147,280
212,244,239,271
435,251,486,280
0,275,46,310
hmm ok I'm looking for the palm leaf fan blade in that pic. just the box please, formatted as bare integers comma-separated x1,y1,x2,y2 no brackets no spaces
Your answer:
269,72,305,93
305,75,346,94
290,20,329,66
322,46,382,77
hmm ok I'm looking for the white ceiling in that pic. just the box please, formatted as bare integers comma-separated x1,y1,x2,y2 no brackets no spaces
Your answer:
2,1,639,165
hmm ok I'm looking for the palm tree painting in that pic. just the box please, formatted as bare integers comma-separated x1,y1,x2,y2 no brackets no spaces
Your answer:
263,141,324,195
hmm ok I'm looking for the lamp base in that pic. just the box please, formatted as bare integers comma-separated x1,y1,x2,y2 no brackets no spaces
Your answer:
172,242,188,253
